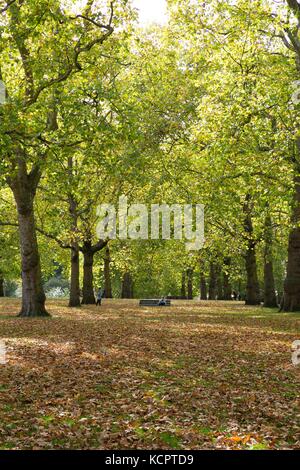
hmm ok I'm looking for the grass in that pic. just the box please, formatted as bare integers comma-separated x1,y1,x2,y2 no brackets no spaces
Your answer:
0,298,299,450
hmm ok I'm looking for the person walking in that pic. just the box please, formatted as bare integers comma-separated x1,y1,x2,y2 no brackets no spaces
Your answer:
96,288,103,306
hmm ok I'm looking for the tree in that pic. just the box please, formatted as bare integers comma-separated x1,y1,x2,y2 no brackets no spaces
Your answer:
0,0,125,316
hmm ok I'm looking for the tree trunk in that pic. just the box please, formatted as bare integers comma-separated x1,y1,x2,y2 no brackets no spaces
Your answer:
187,268,193,300
264,214,278,308
216,266,223,300
104,246,112,298
208,263,217,300
122,272,133,298
181,271,186,299
80,238,106,305
281,167,300,311
9,165,48,317
69,246,81,307
243,195,260,306
18,204,48,316
81,245,95,305
68,162,81,307
244,243,260,305
0,278,4,297
223,257,232,300
200,272,207,300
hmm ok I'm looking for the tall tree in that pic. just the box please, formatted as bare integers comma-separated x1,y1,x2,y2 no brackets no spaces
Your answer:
0,0,120,316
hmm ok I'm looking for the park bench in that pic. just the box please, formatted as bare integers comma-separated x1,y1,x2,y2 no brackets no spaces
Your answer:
139,299,171,307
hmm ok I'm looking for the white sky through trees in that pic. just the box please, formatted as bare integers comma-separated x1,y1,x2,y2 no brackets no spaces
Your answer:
132,0,168,25
65,0,168,25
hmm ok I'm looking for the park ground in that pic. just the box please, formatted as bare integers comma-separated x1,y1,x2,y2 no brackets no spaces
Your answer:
0,299,299,450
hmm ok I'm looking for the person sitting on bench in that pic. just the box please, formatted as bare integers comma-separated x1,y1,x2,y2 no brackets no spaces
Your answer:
158,297,167,306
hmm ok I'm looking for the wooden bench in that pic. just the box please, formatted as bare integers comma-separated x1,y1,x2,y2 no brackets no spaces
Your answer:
139,299,171,307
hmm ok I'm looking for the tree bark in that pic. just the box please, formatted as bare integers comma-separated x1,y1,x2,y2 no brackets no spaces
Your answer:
68,161,81,307
187,268,193,300
9,164,48,317
104,246,112,298
69,246,81,307
243,195,260,306
81,243,95,305
200,272,207,300
181,271,186,299
264,214,278,308
208,263,217,300
216,265,224,300
80,238,107,305
281,167,300,311
223,257,232,300
122,272,133,298
0,278,4,297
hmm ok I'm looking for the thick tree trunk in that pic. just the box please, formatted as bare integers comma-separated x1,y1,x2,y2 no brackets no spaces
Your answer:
17,204,48,316
9,164,48,317
200,272,207,300
0,278,4,297
69,246,81,307
122,272,133,298
104,246,112,298
80,237,106,305
187,268,193,300
181,271,186,299
243,195,260,306
264,214,278,308
281,168,300,311
208,263,217,300
81,245,95,305
223,257,232,300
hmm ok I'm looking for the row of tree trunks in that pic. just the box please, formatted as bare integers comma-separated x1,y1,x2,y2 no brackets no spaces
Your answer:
207,262,232,300
180,269,194,299
69,242,111,306
0,278,4,297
